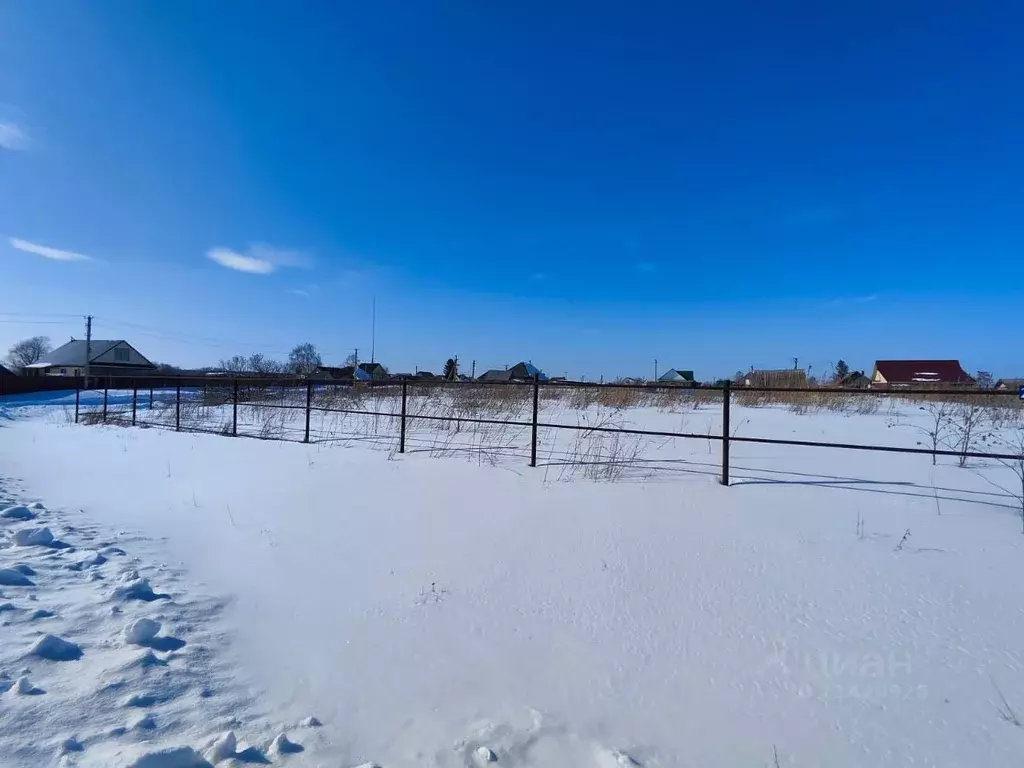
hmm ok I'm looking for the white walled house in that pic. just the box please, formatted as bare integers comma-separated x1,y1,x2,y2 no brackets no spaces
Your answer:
23,340,156,377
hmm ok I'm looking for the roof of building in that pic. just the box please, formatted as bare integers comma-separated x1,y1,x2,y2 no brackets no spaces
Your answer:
658,369,695,382
995,378,1024,389
0,363,13,376
873,360,973,384
358,362,386,374
478,369,513,382
36,340,152,368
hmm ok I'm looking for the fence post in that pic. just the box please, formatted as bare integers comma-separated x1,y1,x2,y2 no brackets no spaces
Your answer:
721,380,731,486
103,387,108,423
304,380,312,443
175,385,181,431
400,380,408,453
233,379,239,437
530,375,540,467
74,387,80,424
132,386,137,426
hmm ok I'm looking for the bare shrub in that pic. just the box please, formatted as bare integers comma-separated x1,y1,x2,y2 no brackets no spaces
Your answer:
910,400,955,466
946,401,991,468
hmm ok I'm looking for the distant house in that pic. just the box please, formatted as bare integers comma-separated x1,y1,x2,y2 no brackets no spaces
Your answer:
415,371,437,380
22,340,155,377
0,363,14,377
478,369,513,383
657,369,696,386
741,369,808,388
358,362,388,381
839,371,872,389
994,378,1024,392
315,365,371,382
477,362,547,383
508,361,546,381
871,360,974,388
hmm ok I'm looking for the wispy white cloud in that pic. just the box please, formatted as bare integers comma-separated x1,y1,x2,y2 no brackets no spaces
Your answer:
206,243,311,275
0,122,27,151
288,288,310,297
826,294,878,306
9,237,92,262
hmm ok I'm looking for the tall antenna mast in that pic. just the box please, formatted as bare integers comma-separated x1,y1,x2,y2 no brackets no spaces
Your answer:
371,296,376,363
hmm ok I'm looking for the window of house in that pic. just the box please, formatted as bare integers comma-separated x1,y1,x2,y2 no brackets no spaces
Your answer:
60,368,67,375
114,348,130,362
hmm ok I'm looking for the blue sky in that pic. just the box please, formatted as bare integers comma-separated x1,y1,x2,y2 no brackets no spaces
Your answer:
2,1,1022,380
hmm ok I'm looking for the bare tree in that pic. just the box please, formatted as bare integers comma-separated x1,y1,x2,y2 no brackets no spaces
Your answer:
248,352,286,375
217,353,287,375
219,355,249,373
6,336,51,369
288,343,322,377
911,400,955,466
947,401,990,468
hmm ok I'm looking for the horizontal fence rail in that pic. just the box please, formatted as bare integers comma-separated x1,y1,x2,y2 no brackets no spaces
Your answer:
54,374,1024,486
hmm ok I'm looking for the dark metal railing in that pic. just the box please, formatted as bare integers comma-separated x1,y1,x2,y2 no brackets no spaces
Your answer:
67,375,1024,485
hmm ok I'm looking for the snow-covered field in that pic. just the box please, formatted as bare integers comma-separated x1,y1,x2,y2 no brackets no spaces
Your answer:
2,391,1024,767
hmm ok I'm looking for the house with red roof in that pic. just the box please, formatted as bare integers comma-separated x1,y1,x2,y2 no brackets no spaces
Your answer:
870,360,974,388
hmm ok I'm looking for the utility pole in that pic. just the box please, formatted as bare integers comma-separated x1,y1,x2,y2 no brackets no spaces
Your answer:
471,360,476,379
370,297,376,364
793,357,799,371
654,358,658,382
84,315,93,388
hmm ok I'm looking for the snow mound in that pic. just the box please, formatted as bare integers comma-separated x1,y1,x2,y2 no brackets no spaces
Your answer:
205,730,237,762
13,526,54,546
127,746,210,768
12,563,36,576
0,602,17,612
1,505,34,520
30,633,83,661
28,501,45,510
59,737,84,755
67,550,107,570
131,649,168,668
114,577,169,602
132,713,157,730
270,732,303,755
595,748,642,767
30,608,56,620
9,675,43,695
299,715,322,727
124,617,162,645
474,746,497,764
124,692,159,707
0,567,34,586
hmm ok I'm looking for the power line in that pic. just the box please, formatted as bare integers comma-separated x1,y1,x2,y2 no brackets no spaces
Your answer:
0,312,85,319
0,319,80,325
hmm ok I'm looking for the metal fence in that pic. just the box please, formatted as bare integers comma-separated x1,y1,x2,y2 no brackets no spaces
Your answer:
70,376,1024,485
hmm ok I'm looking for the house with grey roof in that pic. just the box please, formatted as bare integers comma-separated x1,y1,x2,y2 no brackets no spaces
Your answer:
657,369,696,385
22,339,156,377
477,362,548,383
